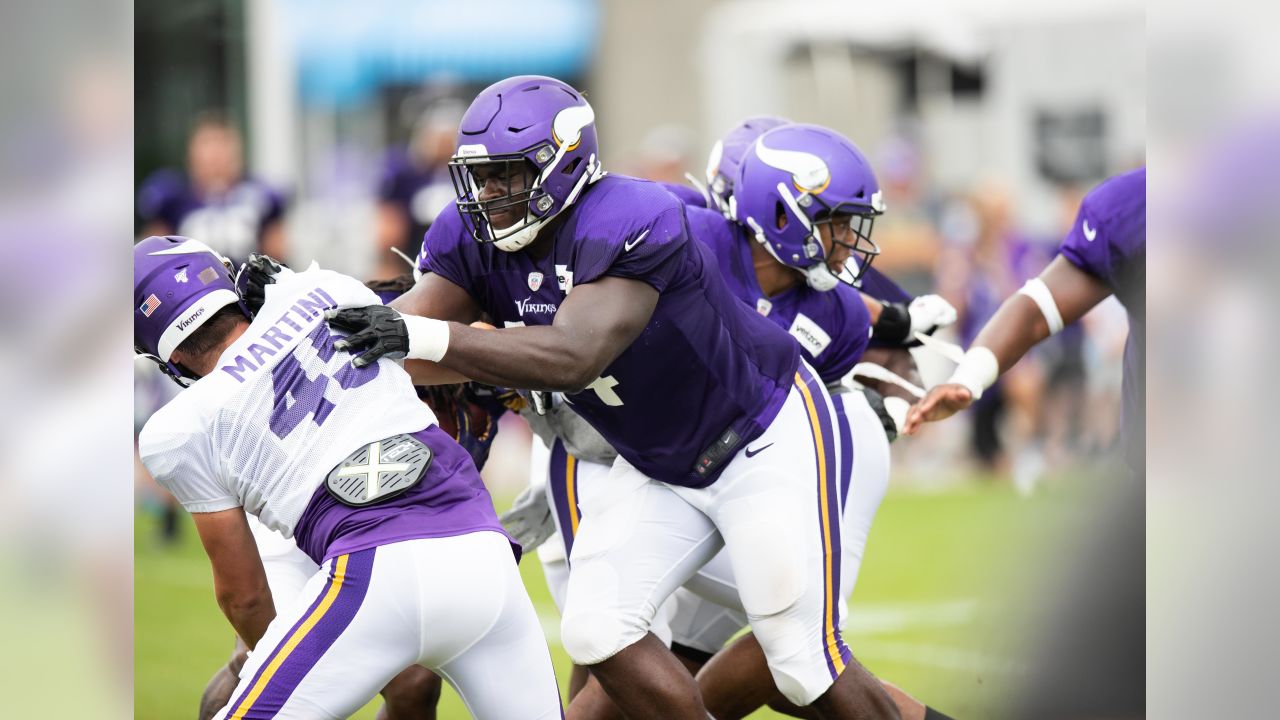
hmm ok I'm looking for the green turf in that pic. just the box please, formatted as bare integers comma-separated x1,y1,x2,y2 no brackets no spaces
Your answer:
136,480,1074,718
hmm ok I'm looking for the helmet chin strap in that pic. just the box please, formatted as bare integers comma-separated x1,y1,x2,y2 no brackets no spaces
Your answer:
745,214,836,292
493,218,546,252
803,262,839,291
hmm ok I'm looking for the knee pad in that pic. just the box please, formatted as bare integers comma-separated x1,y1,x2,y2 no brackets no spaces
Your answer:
750,613,836,706
560,607,637,666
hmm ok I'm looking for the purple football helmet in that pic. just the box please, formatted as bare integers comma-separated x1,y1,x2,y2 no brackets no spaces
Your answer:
704,115,790,220
134,235,247,386
448,75,604,252
734,124,885,291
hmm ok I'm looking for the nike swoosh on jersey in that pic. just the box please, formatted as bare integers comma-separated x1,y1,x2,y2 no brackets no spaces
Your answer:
1083,219,1097,242
624,228,651,252
744,442,773,458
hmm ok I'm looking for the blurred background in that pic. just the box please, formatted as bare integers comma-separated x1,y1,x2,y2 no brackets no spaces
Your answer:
127,1,1150,718
49,0,1280,716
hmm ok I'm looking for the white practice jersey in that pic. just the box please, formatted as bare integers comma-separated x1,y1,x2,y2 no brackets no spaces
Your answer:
138,265,435,538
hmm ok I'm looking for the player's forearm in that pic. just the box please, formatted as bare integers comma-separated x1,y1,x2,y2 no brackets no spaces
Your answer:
860,293,884,323
402,359,470,386
217,589,275,650
440,323,609,392
969,294,1051,375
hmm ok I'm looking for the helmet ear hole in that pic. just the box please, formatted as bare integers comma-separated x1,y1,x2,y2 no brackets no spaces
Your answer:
774,201,787,230
561,156,582,176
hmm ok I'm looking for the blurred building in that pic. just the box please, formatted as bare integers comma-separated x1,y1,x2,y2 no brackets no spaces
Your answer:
138,0,1142,275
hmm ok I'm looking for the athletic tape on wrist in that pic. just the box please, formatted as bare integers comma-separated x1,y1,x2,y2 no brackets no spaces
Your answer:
403,314,450,362
1017,277,1064,335
946,346,999,400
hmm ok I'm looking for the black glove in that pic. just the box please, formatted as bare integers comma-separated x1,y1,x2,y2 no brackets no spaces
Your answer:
326,305,410,368
234,254,285,315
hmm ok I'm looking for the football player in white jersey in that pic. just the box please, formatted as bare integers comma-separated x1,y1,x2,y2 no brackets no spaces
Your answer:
134,235,560,719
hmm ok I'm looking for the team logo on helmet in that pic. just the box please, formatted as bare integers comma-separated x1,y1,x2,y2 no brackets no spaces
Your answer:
754,140,831,194
528,271,544,291
551,104,595,152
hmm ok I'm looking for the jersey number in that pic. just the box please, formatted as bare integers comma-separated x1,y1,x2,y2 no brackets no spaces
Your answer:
269,325,379,439
561,374,624,407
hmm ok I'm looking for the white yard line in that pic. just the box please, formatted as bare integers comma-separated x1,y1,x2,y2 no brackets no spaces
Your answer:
844,599,979,634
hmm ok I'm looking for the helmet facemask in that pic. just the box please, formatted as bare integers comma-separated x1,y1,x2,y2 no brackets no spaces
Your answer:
449,152,548,251
449,146,601,252
815,202,882,287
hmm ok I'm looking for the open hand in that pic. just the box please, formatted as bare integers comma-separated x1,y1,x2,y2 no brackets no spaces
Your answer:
902,383,974,435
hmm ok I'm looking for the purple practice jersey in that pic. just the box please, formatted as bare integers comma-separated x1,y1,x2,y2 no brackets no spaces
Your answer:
684,205,872,385
377,150,455,258
137,169,285,266
1059,167,1146,471
857,266,913,306
419,175,800,487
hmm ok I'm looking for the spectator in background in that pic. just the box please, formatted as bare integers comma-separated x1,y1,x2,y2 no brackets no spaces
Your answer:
137,111,287,266
373,98,465,280
936,181,1053,482
869,136,945,296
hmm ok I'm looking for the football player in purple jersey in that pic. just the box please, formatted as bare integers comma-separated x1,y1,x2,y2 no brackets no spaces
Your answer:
689,115,957,393
328,75,900,719
903,167,1146,477
545,121,954,720
137,111,287,267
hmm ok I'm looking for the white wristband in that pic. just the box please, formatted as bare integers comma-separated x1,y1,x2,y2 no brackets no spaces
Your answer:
402,314,450,362
1016,278,1064,335
947,346,999,400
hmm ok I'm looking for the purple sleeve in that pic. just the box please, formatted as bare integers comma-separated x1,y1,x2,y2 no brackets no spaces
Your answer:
137,169,184,226
1059,168,1146,293
578,206,689,294
1059,198,1115,289
421,208,478,297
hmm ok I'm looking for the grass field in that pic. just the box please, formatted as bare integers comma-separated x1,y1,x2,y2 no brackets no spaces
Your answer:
136,479,1078,719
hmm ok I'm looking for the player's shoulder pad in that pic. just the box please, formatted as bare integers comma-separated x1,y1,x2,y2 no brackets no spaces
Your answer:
659,180,709,209
573,174,687,243
683,203,738,252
